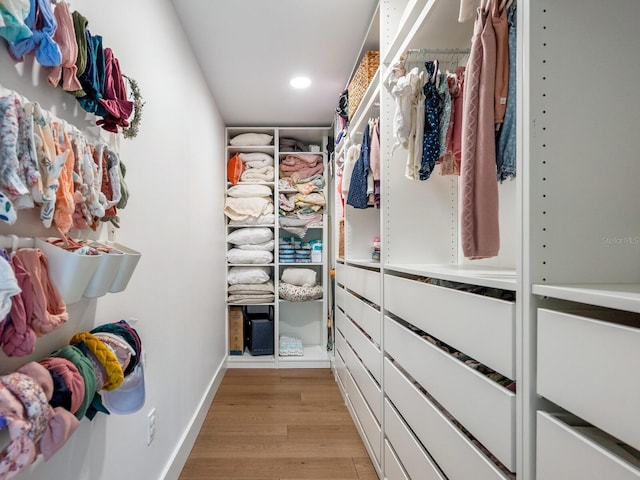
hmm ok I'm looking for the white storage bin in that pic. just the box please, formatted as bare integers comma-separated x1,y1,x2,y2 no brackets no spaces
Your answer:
83,245,126,298
385,358,513,479
384,274,515,378
335,284,346,312
345,290,380,344
538,308,640,451
343,338,381,423
345,265,380,305
384,440,410,480
106,242,142,293
341,313,381,383
384,316,516,470
384,399,447,480
537,411,640,480
36,238,101,304
344,369,381,464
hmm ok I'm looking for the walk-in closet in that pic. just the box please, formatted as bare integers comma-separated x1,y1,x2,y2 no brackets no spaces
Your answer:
0,0,638,479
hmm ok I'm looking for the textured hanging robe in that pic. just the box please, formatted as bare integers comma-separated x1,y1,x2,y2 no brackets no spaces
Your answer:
460,6,500,259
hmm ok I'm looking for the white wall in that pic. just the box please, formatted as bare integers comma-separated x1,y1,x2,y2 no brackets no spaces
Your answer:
0,0,227,479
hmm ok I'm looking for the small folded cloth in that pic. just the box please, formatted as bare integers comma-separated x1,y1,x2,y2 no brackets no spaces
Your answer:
279,336,304,356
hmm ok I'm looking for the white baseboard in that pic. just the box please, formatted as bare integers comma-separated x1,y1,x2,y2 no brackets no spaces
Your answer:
160,359,227,480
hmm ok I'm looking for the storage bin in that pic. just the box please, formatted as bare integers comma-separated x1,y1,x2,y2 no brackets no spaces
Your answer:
537,308,640,451
384,316,516,471
385,358,513,479
83,244,126,298
348,51,379,119
384,274,515,378
537,411,640,480
36,238,101,304
106,242,142,293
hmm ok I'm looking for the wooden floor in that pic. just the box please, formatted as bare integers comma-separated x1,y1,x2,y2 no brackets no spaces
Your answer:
178,368,378,480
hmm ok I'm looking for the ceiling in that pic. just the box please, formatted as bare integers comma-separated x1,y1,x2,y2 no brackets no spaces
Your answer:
170,0,379,128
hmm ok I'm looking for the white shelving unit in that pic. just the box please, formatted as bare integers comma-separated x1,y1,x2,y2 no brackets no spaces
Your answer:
225,126,331,368
332,1,640,479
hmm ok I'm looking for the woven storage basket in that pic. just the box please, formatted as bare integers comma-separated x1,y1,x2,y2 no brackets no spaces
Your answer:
348,51,379,120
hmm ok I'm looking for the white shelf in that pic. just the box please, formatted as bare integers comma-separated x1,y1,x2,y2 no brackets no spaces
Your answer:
533,284,640,314
279,345,330,368
346,259,381,270
279,262,324,267
227,351,275,366
384,264,517,291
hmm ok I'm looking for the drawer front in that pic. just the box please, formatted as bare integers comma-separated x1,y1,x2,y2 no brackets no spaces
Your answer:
385,359,511,479
335,307,347,337
345,290,381,344
334,342,347,393
538,309,640,451
335,326,347,362
343,340,382,423
342,314,381,383
335,284,346,312
384,274,515,378
537,411,640,480
384,316,516,470
384,440,409,480
345,370,381,463
384,399,447,480
335,262,345,285
345,265,380,305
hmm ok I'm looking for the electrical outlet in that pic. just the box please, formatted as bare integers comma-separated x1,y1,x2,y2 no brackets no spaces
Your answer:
147,408,156,446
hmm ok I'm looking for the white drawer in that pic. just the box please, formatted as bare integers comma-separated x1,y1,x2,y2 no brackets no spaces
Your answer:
334,342,347,393
341,313,381,383
384,316,516,471
537,411,640,480
384,399,447,480
335,262,345,285
335,307,347,337
384,274,515,378
345,265,380,305
345,369,381,464
335,325,347,361
345,290,380,344
538,308,640,451
343,340,382,423
385,359,512,479
335,284,346,312
384,440,409,480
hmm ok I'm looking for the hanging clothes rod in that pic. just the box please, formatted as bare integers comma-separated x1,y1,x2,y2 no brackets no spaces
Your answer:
406,48,471,55
0,235,36,250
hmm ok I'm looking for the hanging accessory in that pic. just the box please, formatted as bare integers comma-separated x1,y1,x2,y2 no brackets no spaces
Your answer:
122,75,145,139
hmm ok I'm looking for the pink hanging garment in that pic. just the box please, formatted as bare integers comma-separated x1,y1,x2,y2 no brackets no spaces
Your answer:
460,5,500,259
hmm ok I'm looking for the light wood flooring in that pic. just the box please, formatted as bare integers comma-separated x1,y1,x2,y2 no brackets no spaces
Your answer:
178,368,377,480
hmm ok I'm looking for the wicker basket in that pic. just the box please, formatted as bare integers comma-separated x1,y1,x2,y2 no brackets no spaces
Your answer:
348,51,379,121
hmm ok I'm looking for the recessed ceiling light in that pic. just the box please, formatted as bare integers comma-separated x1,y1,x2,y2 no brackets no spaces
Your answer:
290,76,311,89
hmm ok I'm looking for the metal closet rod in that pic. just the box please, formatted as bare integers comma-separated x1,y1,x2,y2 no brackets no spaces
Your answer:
406,48,471,55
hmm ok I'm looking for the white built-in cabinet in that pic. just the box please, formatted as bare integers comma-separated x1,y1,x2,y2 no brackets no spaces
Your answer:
331,1,640,479
225,127,331,368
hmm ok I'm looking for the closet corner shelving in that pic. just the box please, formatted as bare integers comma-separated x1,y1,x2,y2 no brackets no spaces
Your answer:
225,126,331,369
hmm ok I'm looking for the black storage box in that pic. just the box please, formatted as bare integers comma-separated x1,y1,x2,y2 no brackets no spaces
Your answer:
244,305,274,356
